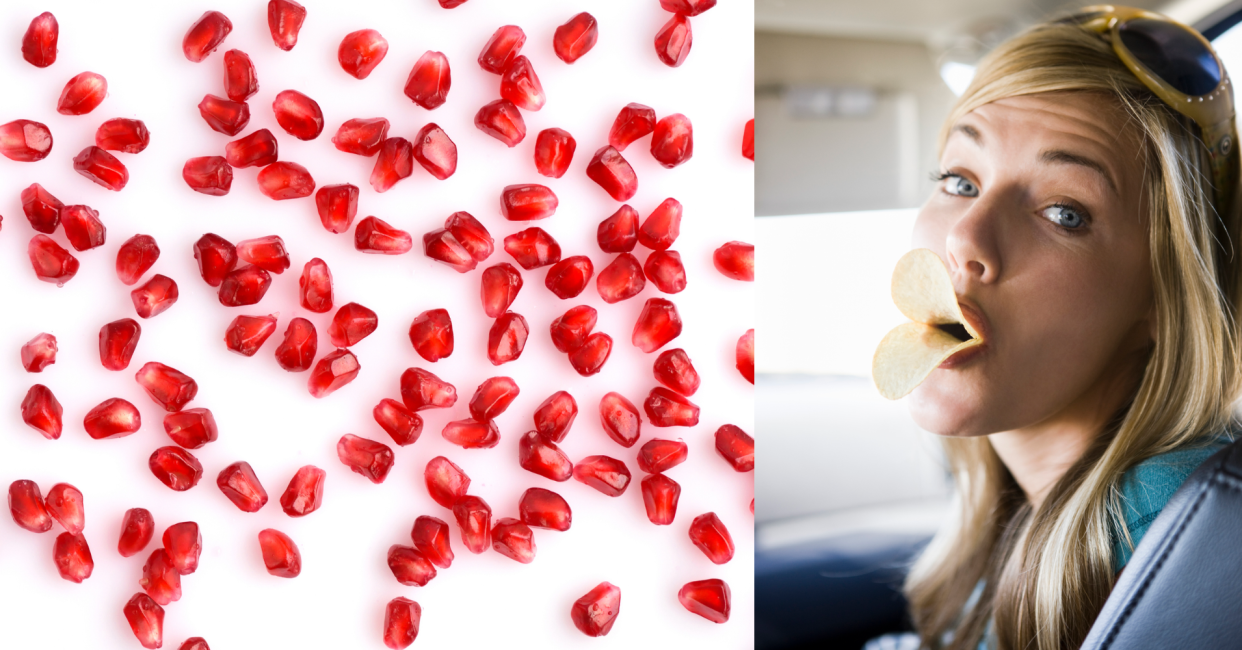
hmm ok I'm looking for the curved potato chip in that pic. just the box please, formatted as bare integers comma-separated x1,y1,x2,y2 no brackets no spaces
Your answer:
891,248,973,334
872,322,979,400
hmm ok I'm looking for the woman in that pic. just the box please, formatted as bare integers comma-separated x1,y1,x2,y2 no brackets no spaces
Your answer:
898,8,1242,650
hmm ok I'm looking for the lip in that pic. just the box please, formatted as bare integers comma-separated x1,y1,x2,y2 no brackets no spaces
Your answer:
938,298,990,369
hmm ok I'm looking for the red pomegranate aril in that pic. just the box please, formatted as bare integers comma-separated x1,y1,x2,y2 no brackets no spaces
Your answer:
139,548,180,604
569,333,612,376
73,146,128,191
453,496,492,554
337,434,394,483
257,161,315,199
275,317,317,372
716,424,755,472
492,518,535,564
54,532,94,583
481,264,523,317
652,113,695,168
21,384,62,439
217,461,268,512
469,377,520,421
315,184,358,234
599,392,642,447
184,11,231,62
258,528,301,577
163,522,202,574
550,305,597,353
639,198,682,250
131,274,180,319
225,129,277,168
223,49,258,102
268,0,306,51
534,128,576,178
504,227,561,269
554,12,598,64
388,545,436,586
9,480,52,532
424,456,469,508
479,25,525,74
235,235,290,273
534,391,577,443
371,137,413,192
447,213,488,258
22,12,58,68
518,430,572,482
21,183,63,233
441,418,500,449
680,581,731,625
164,408,218,449
198,94,250,136
586,146,638,201
597,253,646,303
60,205,106,251
597,205,639,253
574,456,632,496
642,473,681,525
118,508,155,558
423,228,475,273
28,235,79,286
385,598,422,649
474,99,526,146
714,241,755,281
135,361,197,412
412,516,454,568
440,0,468,6
743,119,755,160
0,119,53,162
58,72,107,115
689,513,734,564
273,90,323,140
501,185,558,221
375,398,423,446
519,487,571,531
406,309,452,362
638,438,689,474
645,250,687,293
662,0,717,15
116,235,159,285
609,104,656,151
655,15,692,68
225,314,278,356
405,51,451,110
328,302,378,348
412,122,457,179
400,368,457,411
571,582,620,637
489,312,529,365
332,118,389,156
124,593,165,649
84,398,141,439
45,483,85,535
645,387,700,427
652,349,700,396
339,29,388,79
356,216,414,254
500,56,545,111
633,298,683,353
280,466,325,517
737,329,754,383
97,119,150,153
308,349,361,398
546,256,594,299
299,258,333,312
21,333,57,372
149,447,203,491
195,234,238,287
183,155,233,196
219,265,272,306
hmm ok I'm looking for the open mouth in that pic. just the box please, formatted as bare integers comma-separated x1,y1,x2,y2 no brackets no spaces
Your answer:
935,322,973,343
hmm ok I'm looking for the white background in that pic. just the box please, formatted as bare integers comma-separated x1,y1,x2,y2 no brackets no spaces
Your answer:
0,1,754,648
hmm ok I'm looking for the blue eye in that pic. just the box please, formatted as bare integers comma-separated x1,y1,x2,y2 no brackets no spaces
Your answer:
1041,204,1087,229
940,174,979,197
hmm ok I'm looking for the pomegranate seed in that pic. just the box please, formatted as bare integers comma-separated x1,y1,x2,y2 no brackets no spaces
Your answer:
314,184,358,234
501,184,558,221
225,129,278,168
21,385,62,439
308,348,361,397
638,438,689,473
633,298,683,353
183,11,232,62
355,216,414,254
652,349,700,396
280,465,325,517
569,333,612,376
534,391,577,443
689,513,734,564
743,119,754,160
553,12,599,63
450,214,491,260
97,119,150,153
469,377,520,421
400,368,457,411
737,329,754,383
150,447,203,491
22,12,58,68
0,119,53,162
645,387,700,427
573,456,632,496
405,309,452,362
217,461,268,512
371,137,413,192
546,256,594,299
337,434,394,483
404,51,451,109
680,579,731,623
9,480,52,532
411,123,457,180
474,99,526,146
595,208,640,256
195,234,238,286
534,128,576,178
116,234,160,285
135,361,196,412
571,582,620,637
28,234,79,285
439,0,468,6
488,312,529,365
139,549,181,604
327,302,377,347
131,274,180,319
586,146,638,201
198,94,250,136
124,593,165,649
550,305,597,352
21,183,63,233
384,598,422,649
236,235,290,273
715,425,754,472
481,264,523,317
411,516,454,568
652,114,694,168
500,56,545,111
492,518,535,563
275,317,317,372
441,418,500,449
163,522,203,575
654,15,692,67
53,532,93,583
118,508,155,558
424,456,469,508
714,241,754,281
219,265,272,306
479,25,525,74
609,104,656,151
273,90,324,140
58,72,107,115
223,49,258,101
73,146,129,191
599,392,642,447
181,639,209,650
661,0,717,15
84,397,141,439
163,408,219,449
596,253,645,303
21,333,57,372
267,0,306,51
388,545,436,586
60,205,106,251
518,430,572,481
258,528,302,577
504,227,561,269
519,487,572,531
374,398,423,446
257,161,315,199
339,29,388,79
45,483,85,535
453,495,492,554
645,250,687,293
641,473,681,525
332,118,389,156
296,258,333,313
639,198,682,250
422,228,475,272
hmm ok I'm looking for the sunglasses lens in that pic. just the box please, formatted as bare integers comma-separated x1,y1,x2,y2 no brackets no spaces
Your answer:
1118,18,1221,96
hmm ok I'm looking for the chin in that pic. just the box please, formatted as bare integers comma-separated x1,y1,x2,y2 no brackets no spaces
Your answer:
906,371,993,438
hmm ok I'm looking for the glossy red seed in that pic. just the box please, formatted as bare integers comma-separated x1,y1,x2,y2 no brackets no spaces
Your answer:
60,205,106,251
258,528,301,577
22,385,62,439
9,480,52,532
97,119,150,153
195,234,238,286
546,256,594,299
492,518,535,563
135,361,196,412
339,29,388,79
714,241,754,281
422,228,475,273
638,438,689,473
0,120,53,162
715,424,755,472
222,49,258,102
54,532,93,583
124,593,164,649
596,207,639,255
163,408,218,449
645,250,687,294
198,94,250,136
518,430,572,482
219,265,272,306
661,0,718,15
737,329,754,383
139,549,181,604
374,398,423,446
163,522,202,574
371,137,413,192
275,317,317,372
639,198,682,250
406,309,453,362
489,312,529,365
280,465,325,517
642,473,681,525
549,305,597,353
609,104,656,151
633,298,683,353
22,12,58,67
388,545,436,585
553,12,598,64
58,72,107,115
225,314,278,356
689,513,734,564
236,235,290,273
500,56,545,111
355,216,414,254
327,303,376,347
533,128,576,178
257,161,315,199
405,51,451,109
332,118,389,156
46,483,85,535
73,146,129,191
217,461,268,512
385,598,422,650
441,418,500,449
474,99,526,146
573,456,632,496
453,495,492,554
571,582,620,637
411,516,454,568
479,25,525,74
504,227,561,269
273,90,323,140
411,122,457,180
439,0,468,6
519,487,572,531
21,183,63,233
308,348,361,398
569,333,612,376
597,253,646,304
184,11,232,62
131,274,179,319
225,129,277,168
401,368,457,411
586,146,638,202
84,398,141,439
652,114,694,167
28,234,79,286
116,235,160,285
149,447,203,491
501,184,558,221
267,0,306,51
314,184,358,234
295,258,332,313
655,15,692,67
21,333,57,372
743,119,755,160
534,391,577,443
652,349,700,396
182,157,232,198
424,456,469,508
468,377,519,421
599,392,642,447
118,508,155,557
337,434,394,483
645,387,700,427
680,579,731,623
441,212,495,265
481,264,523,318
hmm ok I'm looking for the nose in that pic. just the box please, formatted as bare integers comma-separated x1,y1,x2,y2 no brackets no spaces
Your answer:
944,191,1004,287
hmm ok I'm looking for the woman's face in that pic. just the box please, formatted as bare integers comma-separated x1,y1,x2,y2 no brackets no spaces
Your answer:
909,92,1155,437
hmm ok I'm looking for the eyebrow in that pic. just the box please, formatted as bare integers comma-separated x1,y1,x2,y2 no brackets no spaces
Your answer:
951,124,982,144
1038,149,1118,197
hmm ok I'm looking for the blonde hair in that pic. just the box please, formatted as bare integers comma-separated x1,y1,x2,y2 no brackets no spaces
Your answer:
904,21,1242,650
